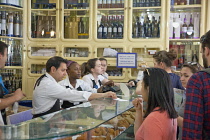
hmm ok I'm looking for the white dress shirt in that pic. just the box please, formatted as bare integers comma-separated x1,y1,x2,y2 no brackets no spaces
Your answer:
32,73,92,115
82,73,105,89
59,76,97,93
101,72,109,79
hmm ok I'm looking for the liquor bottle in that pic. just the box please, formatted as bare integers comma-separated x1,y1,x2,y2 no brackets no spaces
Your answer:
98,0,102,8
157,16,160,37
97,17,104,39
78,17,84,38
111,0,116,8
7,12,14,37
181,15,187,39
133,16,139,38
156,0,161,6
152,20,158,38
102,0,107,8
103,16,108,39
192,50,198,62
150,0,156,6
13,12,20,37
83,17,89,39
139,16,145,37
133,0,137,7
143,15,148,37
1,11,6,36
107,16,112,39
140,0,145,7
112,16,118,39
107,0,111,8
147,19,152,37
145,0,149,7
50,17,56,38
78,0,82,9
187,14,194,39
117,15,123,39
19,13,23,37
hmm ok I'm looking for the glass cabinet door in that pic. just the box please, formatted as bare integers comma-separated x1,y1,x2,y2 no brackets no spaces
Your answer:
29,0,58,40
106,63,126,80
27,61,47,76
94,0,127,41
28,44,59,59
128,0,165,41
61,0,92,40
127,44,161,79
94,44,125,61
62,44,93,60
167,0,206,67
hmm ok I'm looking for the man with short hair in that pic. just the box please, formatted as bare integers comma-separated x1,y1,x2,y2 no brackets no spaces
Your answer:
0,41,25,125
182,31,210,139
32,56,117,118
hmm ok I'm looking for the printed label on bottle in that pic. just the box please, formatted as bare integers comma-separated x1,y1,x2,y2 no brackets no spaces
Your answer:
98,27,103,32
107,0,111,4
187,27,194,32
1,19,6,30
108,27,112,32
14,24,20,36
118,27,122,32
104,27,107,33
8,23,13,35
113,27,117,32
181,27,187,33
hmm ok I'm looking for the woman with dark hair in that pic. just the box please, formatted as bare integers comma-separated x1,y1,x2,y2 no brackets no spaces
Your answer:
153,50,184,90
81,58,113,89
133,68,177,140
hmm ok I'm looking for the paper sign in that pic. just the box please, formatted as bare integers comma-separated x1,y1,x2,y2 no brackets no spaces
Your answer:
117,53,137,68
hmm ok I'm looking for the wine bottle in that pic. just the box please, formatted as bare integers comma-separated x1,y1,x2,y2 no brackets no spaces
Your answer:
133,0,137,7
107,16,112,39
78,17,84,38
97,17,104,39
111,0,116,8
187,14,194,39
98,0,102,8
102,0,107,8
13,12,20,37
150,0,156,6
112,16,118,39
1,11,6,36
139,16,145,37
116,0,122,8
133,16,139,38
156,0,161,6
7,12,14,37
145,0,149,7
107,0,111,8
181,15,187,39
117,15,123,39
103,16,108,39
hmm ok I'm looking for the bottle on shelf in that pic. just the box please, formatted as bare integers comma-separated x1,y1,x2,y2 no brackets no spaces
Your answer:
111,0,116,8
107,16,112,39
1,11,6,36
112,16,118,39
187,14,194,39
97,16,104,39
192,50,198,62
181,15,187,39
117,15,123,39
13,12,20,37
98,0,103,8
133,16,139,38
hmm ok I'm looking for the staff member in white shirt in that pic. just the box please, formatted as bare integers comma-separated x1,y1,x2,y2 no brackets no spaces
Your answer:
59,60,108,108
32,56,117,118
81,58,113,90
0,41,25,125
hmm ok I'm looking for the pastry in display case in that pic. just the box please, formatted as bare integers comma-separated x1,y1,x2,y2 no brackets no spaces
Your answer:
0,87,137,140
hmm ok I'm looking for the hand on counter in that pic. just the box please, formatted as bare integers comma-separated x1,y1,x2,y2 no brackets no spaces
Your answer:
104,91,117,99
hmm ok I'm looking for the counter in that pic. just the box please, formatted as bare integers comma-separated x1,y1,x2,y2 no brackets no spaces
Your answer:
0,87,136,140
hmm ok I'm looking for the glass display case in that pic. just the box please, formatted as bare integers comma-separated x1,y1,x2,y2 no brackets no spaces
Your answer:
128,0,166,41
28,44,58,59
61,0,92,41
29,0,58,40
62,44,93,60
166,0,206,66
27,61,46,76
0,88,137,140
94,0,126,41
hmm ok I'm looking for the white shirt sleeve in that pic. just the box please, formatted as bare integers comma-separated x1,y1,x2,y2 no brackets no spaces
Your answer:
82,75,93,88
